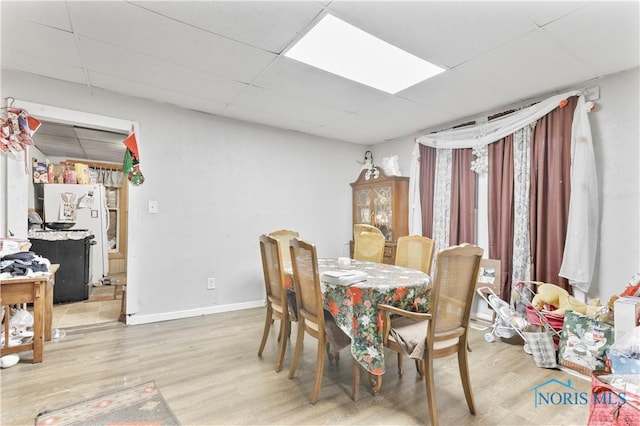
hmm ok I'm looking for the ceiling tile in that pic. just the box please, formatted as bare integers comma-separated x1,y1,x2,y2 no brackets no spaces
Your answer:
231,85,349,126
131,0,324,53
2,0,72,31
542,1,640,77
329,1,539,68
454,29,596,101
78,38,248,104
68,1,277,83
253,57,388,113
87,70,230,116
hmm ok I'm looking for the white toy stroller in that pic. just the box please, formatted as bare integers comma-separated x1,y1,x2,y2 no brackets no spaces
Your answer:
476,286,532,354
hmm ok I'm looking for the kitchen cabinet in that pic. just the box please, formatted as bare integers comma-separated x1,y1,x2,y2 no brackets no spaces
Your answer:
350,168,409,264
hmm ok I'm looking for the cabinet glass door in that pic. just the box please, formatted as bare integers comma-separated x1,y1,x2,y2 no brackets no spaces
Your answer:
373,186,392,240
355,189,372,225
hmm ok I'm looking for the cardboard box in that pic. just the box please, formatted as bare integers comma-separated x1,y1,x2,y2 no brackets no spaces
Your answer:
614,296,640,343
32,161,49,183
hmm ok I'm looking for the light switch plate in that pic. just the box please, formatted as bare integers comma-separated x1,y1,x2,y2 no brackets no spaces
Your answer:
148,200,158,214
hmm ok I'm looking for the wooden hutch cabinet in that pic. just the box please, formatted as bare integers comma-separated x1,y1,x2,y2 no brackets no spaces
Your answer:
350,168,409,264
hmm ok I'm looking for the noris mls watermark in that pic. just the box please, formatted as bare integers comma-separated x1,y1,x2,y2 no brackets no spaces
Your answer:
530,378,626,408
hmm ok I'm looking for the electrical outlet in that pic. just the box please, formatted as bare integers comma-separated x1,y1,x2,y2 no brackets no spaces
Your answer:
207,277,216,290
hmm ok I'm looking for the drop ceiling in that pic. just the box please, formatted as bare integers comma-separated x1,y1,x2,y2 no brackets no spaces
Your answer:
1,1,638,163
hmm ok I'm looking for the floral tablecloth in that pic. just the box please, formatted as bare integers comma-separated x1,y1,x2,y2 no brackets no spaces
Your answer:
318,259,431,375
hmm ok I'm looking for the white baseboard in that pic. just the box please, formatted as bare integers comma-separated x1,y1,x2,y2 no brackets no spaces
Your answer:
125,300,265,325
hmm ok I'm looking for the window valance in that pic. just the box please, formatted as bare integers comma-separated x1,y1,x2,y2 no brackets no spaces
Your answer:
415,89,582,149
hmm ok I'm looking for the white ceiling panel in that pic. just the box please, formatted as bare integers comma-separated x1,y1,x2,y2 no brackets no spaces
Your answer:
1,0,637,162
399,69,517,121
329,1,539,68
231,85,349,127
131,0,325,53
454,29,596,101
541,1,640,77
87,71,229,117
78,38,248,104
67,1,277,83
253,57,388,113
1,16,82,68
2,0,72,31
511,1,593,26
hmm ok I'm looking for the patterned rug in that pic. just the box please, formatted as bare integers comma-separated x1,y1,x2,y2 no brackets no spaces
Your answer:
35,382,179,425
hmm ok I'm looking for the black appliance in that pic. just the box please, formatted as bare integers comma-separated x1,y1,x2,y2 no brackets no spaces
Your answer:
29,231,94,303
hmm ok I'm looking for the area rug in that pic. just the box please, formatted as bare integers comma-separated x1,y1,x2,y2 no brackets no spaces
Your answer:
35,382,179,425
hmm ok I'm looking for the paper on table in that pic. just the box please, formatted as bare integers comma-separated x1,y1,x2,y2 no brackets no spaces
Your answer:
321,270,367,285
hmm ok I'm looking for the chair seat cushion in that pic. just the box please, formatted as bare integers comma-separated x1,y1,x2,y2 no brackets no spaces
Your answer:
390,316,428,359
390,317,459,359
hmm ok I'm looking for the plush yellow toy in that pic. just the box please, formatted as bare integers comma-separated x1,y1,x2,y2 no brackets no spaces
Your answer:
531,283,600,316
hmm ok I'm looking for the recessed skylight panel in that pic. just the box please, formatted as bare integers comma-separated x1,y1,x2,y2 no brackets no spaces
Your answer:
285,14,444,94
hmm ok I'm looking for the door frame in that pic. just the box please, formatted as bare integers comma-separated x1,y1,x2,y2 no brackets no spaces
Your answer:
15,99,139,322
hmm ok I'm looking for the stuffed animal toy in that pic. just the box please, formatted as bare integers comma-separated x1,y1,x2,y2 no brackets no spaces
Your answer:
531,283,600,316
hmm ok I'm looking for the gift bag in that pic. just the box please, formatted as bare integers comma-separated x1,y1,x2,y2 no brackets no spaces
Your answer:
588,371,640,425
523,326,557,368
558,310,615,376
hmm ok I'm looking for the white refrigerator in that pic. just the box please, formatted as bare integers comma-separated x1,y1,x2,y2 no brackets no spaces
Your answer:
43,183,110,284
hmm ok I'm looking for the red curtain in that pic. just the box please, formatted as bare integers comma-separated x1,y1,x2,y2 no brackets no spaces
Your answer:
488,136,514,301
529,96,577,293
419,144,436,238
450,148,476,245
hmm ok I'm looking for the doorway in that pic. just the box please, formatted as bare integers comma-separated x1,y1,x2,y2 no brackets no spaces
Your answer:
17,99,137,327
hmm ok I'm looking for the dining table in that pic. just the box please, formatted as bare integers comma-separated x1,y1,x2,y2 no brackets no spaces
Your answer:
317,258,432,393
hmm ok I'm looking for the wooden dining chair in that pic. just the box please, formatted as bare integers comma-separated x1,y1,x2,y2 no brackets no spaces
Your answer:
353,231,385,263
378,243,483,426
353,223,384,238
258,234,294,373
287,238,358,404
268,229,300,267
395,235,435,275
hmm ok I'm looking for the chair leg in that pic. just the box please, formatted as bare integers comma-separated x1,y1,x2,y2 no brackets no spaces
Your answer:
458,339,476,415
352,357,360,402
397,352,403,377
258,304,273,356
423,354,438,426
415,359,423,377
288,319,305,379
275,317,289,373
310,335,326,404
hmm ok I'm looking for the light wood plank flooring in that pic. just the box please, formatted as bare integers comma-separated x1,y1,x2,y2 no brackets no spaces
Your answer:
1,308,590,425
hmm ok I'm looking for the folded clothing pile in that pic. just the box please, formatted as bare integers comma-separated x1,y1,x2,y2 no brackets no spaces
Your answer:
0,251,50,278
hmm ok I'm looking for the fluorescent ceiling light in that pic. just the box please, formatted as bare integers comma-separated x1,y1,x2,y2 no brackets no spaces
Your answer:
285,14,445,94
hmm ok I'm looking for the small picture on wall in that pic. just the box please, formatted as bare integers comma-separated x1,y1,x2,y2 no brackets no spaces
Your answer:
478,267,496,284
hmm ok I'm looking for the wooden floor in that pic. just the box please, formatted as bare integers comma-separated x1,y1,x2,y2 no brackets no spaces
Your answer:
1,308,591,425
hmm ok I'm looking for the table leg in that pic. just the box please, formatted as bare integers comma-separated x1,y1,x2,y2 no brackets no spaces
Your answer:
369,373,383,395
44,278,53,341
32,282,44,363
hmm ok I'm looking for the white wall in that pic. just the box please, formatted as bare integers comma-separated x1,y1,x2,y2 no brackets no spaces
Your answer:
3,70,366,324
4,68,637,322
373,68,640,303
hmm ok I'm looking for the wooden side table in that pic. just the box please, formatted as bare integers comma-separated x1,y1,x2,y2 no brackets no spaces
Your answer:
0,275,46,363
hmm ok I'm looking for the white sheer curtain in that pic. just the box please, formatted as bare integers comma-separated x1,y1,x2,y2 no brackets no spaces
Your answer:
410,89,599,292
559,96,599,293
408,143,422,235
431,148,452,268
512,125,533,285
